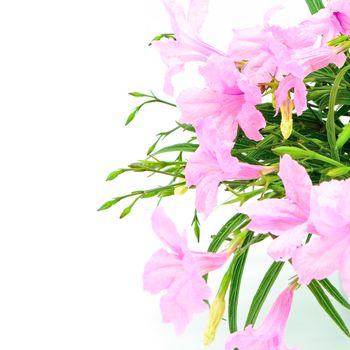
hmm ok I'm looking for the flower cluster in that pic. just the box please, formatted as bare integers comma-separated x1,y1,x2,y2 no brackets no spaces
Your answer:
102,0,350,349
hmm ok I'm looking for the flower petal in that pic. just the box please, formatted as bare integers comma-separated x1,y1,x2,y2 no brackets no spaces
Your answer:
268,223,308,261
160,268,211,334
242,198,306,235
143,249,183,294
340,247,350,301
292,235,346,284
278,155,312,214
152,208,183,254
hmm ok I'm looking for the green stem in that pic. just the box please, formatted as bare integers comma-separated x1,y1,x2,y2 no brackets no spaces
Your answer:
327,64,350,161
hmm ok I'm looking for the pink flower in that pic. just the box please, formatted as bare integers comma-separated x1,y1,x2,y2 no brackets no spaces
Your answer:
328,0,350,35
177,54,266,142
292,179,350,300
225,286,300,350
241,155,313,261
143,208,228,333
153,0,222,95
275,75,307,117
185,120,265,217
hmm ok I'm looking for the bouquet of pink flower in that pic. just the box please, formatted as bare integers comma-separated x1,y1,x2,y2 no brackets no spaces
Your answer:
101,0,350,348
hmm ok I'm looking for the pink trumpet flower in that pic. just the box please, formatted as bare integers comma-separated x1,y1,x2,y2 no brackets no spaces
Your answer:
153,0,223,95
225,286,300,350
143,208,229,334
241,155,313,261
292,179,350,301
185,120,266,217
177,54,266,143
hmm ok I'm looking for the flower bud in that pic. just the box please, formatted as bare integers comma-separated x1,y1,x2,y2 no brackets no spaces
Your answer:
174,185,188,196
203,297,225,346
280,98,294,140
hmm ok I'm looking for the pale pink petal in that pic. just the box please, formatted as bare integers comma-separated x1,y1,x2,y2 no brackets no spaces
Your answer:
236,103,266,141
226,287,297,350
340,248,350,301
278,155,312,214
268,223,309,261
152,208,183,254
177,88,242,125
192,251,229,275
234,161,264,180
143,249,183,294
328,0,350,34
275,75,307,116
195,175,220,217
188,0,209,33
309,179,350,238
160,269,211,334
259,287,294,335
292,235,347,285
242,198,306,235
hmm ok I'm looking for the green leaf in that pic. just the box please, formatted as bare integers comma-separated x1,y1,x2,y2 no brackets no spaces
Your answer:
208,214,250,253
191,211,201,243
228,232,254,332
153,143,199,155
326,64,350,160
308,280,350,337
304,0,324,14
245,262,284,327
320,279,350,310
149,33,176,45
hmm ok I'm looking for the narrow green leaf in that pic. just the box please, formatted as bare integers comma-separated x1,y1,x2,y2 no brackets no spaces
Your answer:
153,143,199,155
304,0,324,14
320,279,350,310
191,211,201,243
245,262,284,327
327,64,350,160
228,232,254,332
308,280,350,337
208,214,250,253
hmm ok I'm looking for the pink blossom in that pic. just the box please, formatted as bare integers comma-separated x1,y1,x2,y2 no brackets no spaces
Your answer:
328,0,350,34
225,286,300,350
177,54,266,142
241,155,312,261
185,120,265,217
275,75,307,116
292,179,350,300
143,208,228,333
153,0,222,94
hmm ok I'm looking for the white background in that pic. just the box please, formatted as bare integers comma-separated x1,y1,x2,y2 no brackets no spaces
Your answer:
0,0,349,349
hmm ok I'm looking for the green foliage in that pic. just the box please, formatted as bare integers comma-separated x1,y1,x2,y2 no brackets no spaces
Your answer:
308,280,350,337
304,0,324,14
228,232,254,332
245,262,285,327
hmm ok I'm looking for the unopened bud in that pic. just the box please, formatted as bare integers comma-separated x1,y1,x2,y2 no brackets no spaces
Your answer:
327,166,350,178
280,98,294,140
203,297,225,346
174,185,188,196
